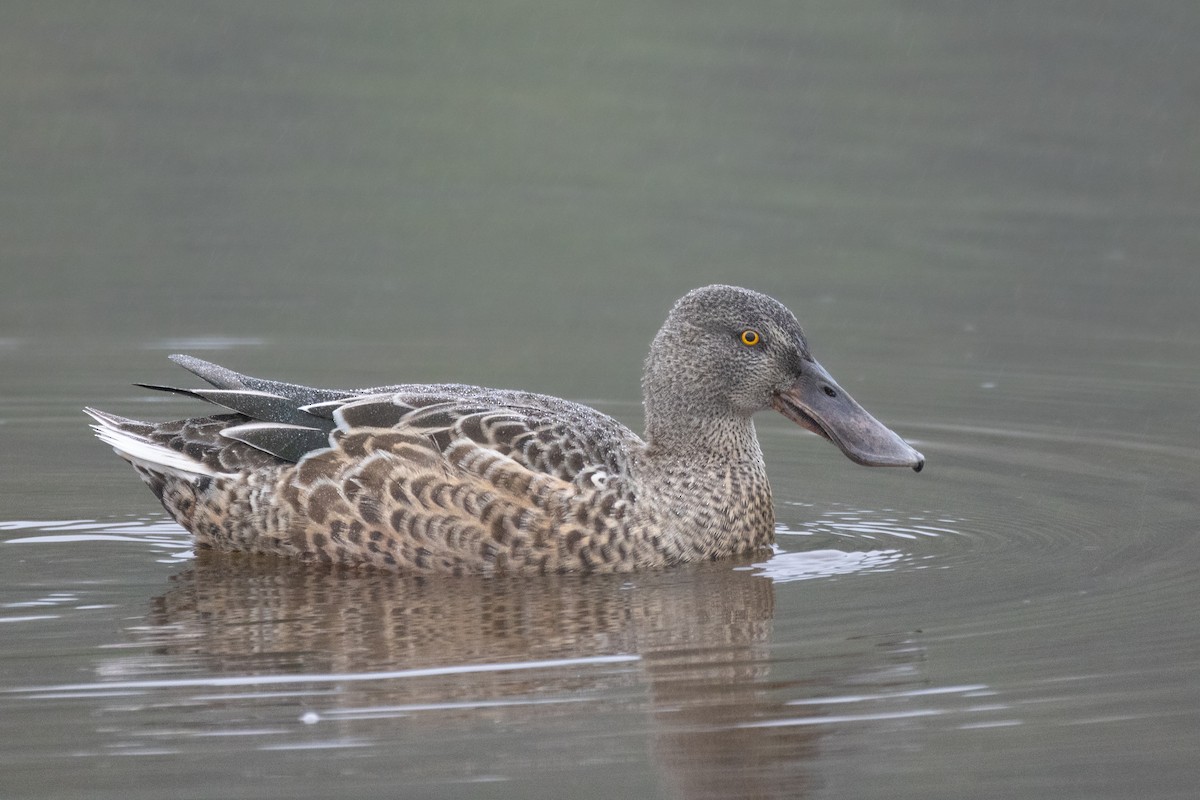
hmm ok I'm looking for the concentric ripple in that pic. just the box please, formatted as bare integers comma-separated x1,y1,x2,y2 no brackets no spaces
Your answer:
768,418,1200,670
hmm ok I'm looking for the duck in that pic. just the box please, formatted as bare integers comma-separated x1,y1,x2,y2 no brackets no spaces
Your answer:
85,284,923,574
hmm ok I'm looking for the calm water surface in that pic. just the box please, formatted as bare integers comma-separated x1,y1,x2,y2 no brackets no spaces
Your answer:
3,3,1199,799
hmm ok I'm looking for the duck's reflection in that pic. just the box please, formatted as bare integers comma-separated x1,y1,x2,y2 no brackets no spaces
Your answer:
128,553,915,799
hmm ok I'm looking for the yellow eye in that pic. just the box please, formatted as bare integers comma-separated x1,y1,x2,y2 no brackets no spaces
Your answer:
740,329,761,347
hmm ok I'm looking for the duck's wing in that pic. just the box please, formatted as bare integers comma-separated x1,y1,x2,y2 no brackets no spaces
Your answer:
329,390,638,489
118,356,641,488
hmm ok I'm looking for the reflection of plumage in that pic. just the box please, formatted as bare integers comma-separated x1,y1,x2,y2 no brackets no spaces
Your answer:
126,554,924,799
130,552,820,798
87,285,922,573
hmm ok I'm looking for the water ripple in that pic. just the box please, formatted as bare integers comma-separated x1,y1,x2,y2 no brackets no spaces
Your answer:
5,654,641,698
747,548,905,583
3,517,193,565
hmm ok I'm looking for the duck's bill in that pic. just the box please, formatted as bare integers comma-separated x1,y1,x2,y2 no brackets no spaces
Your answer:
771,359,925,472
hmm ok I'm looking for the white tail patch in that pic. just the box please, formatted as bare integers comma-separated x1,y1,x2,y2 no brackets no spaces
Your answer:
85,409,218,480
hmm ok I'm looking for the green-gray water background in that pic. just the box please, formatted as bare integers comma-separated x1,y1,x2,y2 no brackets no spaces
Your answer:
2,3,1198,798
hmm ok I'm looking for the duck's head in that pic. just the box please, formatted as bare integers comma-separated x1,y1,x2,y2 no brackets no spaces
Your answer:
643,284,924,471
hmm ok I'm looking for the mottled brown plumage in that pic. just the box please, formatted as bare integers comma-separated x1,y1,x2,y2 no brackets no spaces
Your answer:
86,285,923,574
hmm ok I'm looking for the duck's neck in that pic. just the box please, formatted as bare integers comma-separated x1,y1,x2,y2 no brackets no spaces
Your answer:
643,406,765,464
641,354,766,463
636,408,774,563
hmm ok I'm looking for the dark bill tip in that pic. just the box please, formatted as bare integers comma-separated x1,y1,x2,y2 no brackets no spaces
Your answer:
772,359,925,472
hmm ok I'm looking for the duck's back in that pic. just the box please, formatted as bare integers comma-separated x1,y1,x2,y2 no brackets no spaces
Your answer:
87,357,649,573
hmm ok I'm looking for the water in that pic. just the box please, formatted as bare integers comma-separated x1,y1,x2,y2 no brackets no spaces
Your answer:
2,2,1199,798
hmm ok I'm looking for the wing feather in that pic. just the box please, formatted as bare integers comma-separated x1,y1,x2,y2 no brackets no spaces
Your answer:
326,393,638,487
116,357,642,488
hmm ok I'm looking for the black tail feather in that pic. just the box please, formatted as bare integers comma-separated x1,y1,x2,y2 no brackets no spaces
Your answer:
168,354,350,406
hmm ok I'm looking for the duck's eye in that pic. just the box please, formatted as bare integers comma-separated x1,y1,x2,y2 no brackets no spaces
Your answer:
739,329,761,347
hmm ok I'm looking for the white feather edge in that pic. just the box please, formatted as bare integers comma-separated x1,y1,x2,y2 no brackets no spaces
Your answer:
220,420,325,436
88,421,220,480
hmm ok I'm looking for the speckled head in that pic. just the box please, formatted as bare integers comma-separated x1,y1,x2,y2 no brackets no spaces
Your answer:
643,285,924,470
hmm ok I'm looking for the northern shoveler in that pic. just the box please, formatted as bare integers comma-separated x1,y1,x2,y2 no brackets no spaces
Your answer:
86,284,923,574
